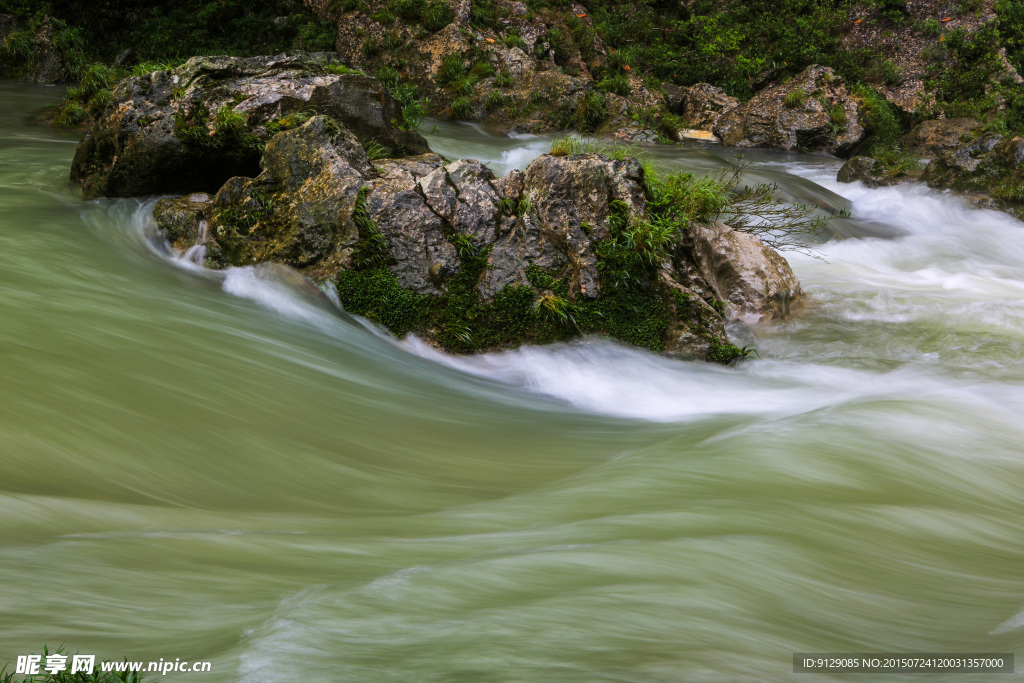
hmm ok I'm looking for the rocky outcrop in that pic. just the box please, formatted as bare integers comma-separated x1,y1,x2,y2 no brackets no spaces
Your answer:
675,83,739,130
714,65,864,156
918,130,1024,217
70,52,429,199
300,0,670,138
140,120,799,361
70,57,801,362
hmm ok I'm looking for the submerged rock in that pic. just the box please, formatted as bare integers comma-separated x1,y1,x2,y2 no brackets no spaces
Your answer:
70,52,429,199
714,65,864,156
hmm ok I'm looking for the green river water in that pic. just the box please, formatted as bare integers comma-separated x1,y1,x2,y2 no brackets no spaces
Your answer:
2,82,1024,681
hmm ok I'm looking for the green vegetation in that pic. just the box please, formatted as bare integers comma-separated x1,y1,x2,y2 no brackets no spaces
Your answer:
783,88,808,109
450,96,471,119
563,91,607,132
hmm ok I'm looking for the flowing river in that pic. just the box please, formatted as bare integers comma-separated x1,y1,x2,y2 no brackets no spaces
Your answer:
2,82,1024,682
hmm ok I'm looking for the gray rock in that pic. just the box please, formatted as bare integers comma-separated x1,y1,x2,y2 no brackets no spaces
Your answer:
660,274,734,361
686,222,802,322
70,52,430,199
29,17,66,84
836,155,909,187
903,118,979,159
679,83,740,130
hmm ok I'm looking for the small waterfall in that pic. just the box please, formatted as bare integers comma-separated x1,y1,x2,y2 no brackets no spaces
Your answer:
181,219,208,265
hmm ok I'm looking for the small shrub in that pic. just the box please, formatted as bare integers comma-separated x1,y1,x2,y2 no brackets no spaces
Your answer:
485,90,506,110
451,95,471,119
504,31,528,51
569,91,607,132
919,18,943,35
495,70,514,88
423,1,454,31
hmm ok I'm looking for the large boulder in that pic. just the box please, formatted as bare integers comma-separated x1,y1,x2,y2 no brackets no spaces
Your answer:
684,222,802,323
678,83,739,130
70,52,429,199
714,65,864,156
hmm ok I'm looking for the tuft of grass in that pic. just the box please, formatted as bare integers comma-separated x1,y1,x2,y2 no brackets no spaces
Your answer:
548,135,639,160
783,88,808,108
566,91,607,132
437,54,467,84
484,90,506,110
596,72,631,97
503,31,528,51
363,138,390,160
450,95,471,119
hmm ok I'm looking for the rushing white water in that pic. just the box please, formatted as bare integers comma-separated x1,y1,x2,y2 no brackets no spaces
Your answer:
3,84,1024,682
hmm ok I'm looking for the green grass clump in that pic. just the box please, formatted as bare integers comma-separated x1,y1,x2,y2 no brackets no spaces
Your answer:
504,31,528,51
566,91,607,132
437,54,467,84
783,88,808,108
596,73,630,97
495,70,514,88
423,1,455,31
484,91,506,110
450,96,471,119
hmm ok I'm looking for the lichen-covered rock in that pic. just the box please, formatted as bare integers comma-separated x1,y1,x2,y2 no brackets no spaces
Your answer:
70,52,429,199
903,118,981,159
917,132,1024,218
659,275,735,362
364,155,460,295
204,115,372,276
714,65,864,156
